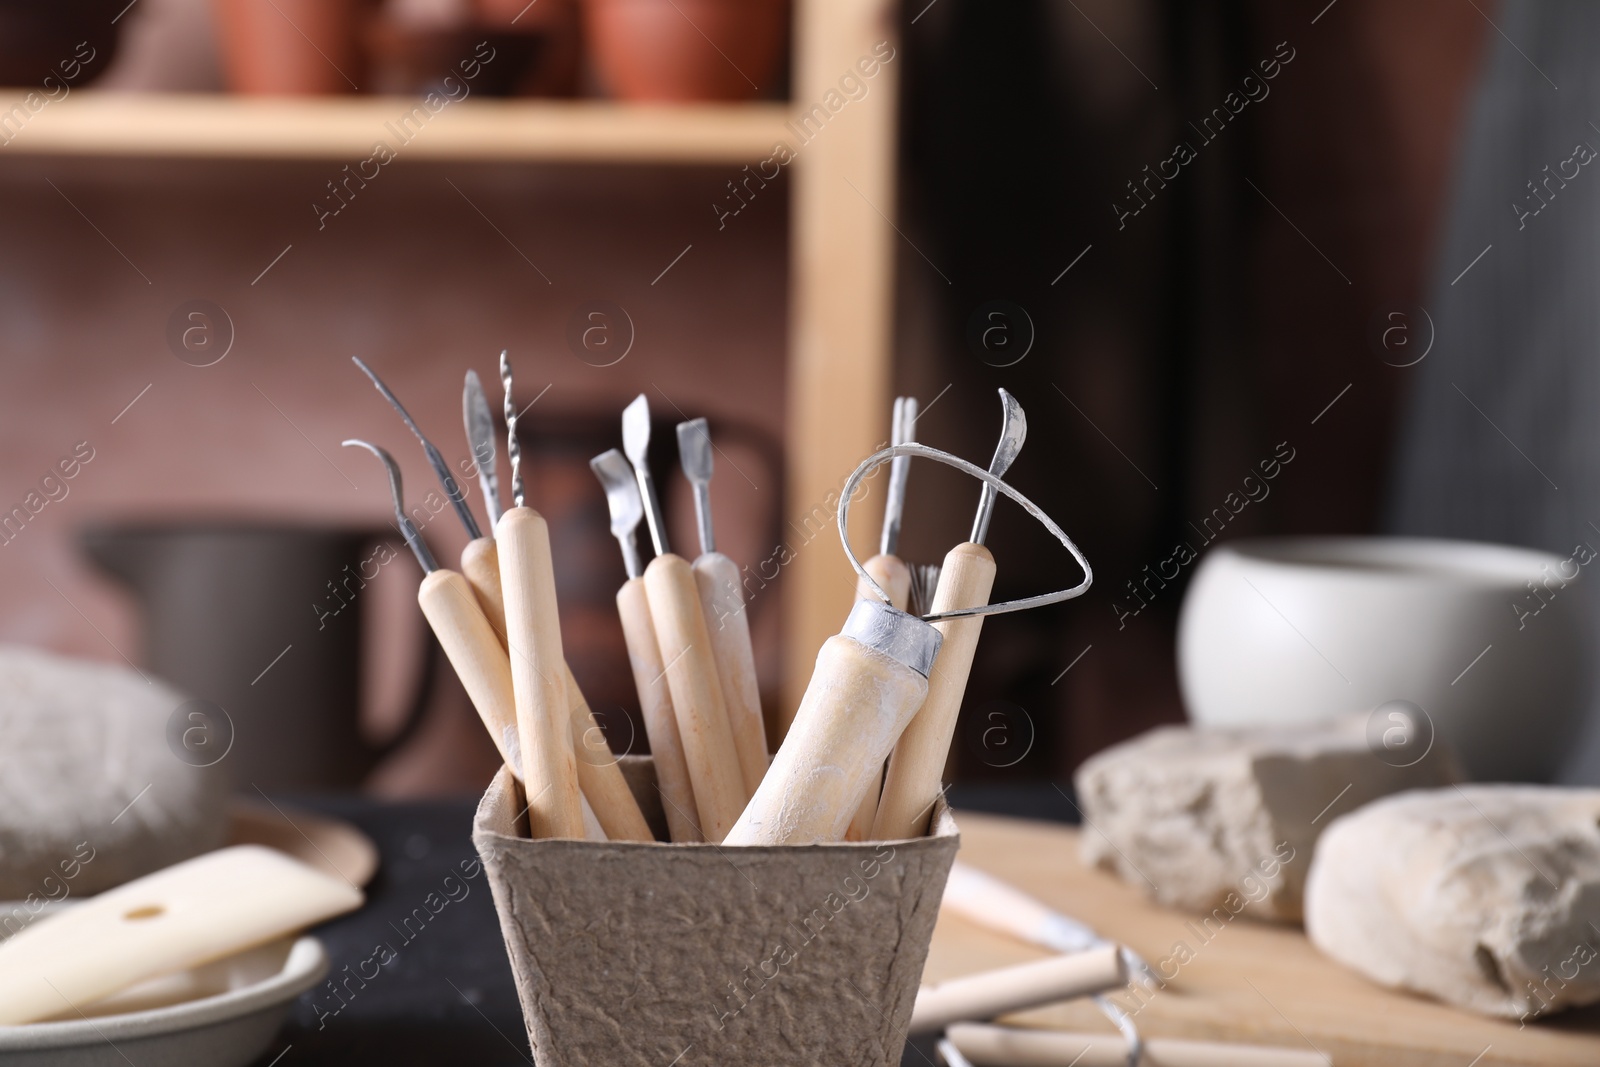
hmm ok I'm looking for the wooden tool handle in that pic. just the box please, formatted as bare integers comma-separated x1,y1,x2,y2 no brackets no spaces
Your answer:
563,661,654,842
856,552,912,611
497,507,585,840
579,792,608,842
909,945,1127,1036
873,541,997,840
844,552,912,841
943,861,1098,954
457,539,650,840
461,536,508,645
618,576,702,842
946,1023,1332,1067
643,552,748,842
693,551,769,795
725,633,930,846
418,568,520,774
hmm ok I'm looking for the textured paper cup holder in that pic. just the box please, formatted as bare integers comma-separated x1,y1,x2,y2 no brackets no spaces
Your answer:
473,756,959,1066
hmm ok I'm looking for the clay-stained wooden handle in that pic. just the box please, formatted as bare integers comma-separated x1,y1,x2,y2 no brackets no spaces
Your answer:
946,1023,1332,1067
873,541,997,841
461,536,508,645
497,507,584,840
909,945,1127,1035
643,552,749,841
418,568,521,774
844,552,913,841
563,661,654,842
693,551,769,796
725,633,930,847
618,576,703,842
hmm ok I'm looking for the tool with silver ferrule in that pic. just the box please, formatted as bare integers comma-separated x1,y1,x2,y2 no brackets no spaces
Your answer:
874,390,1025,841
592,448,702,843
676,417,768,796
623,394,748,841
845,395,918,841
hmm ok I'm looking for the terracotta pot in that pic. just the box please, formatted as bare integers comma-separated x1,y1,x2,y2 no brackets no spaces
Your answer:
582,0,787,102
212,0,369,94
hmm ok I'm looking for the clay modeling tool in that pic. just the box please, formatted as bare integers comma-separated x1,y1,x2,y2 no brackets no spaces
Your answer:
908,945,1127,1036
731,441,1091,847
873,389,1025,841
493,356,603,840
624,394,748,841
344,439,525,781
676,417,769,796
724,596,942,846
846,395,917,841
476,362,649,841
942,861,1158,989
593,448,703,843
943,1023,1332,1067
0,845,361,1026
352,356,482,541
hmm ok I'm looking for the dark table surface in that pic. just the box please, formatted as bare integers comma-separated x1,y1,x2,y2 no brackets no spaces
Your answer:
253,783,1077,1067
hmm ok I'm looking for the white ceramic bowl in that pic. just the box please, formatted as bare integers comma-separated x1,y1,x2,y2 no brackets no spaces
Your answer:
0,931,326,1067
1177,536,1590,781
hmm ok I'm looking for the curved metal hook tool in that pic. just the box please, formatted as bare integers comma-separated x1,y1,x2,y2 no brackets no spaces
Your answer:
342,439,437,574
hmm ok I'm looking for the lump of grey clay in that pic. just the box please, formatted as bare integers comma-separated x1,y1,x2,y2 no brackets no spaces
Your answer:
1074,714,1460,921
1306,786,1600,1019
0,646,229,905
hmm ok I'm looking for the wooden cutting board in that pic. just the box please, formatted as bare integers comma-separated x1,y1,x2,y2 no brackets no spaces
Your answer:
928,811,1600,1067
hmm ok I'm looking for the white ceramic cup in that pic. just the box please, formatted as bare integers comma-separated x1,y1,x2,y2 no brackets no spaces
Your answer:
1177,536,1591,781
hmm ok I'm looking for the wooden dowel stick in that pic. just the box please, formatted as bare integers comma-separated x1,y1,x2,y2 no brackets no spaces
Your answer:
946,1023,1332,1067
462,536,652,841
643,552,748,842
693,552,769,796
579,793,608,842
845,552,912,842
908,945,1127,1036
618,576,702,842
497,507,584,840
873,541,997,840
563,661,654,842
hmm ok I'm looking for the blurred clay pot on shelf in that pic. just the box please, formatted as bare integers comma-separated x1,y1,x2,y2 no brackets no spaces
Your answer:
582,0,787,101
212,0,371,94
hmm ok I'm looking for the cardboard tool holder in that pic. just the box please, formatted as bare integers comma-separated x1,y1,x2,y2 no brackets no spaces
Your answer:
473,756,959,1066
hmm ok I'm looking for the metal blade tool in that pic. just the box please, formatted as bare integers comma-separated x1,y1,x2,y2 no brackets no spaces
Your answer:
623,394,749,842
873,389,1025,840
592,448,703,843
676,417,769,796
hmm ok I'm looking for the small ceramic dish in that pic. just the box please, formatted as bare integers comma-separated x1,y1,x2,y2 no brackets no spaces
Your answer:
0,932,326,1067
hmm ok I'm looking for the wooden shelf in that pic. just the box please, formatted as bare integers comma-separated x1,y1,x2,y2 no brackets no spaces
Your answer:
0,93,791,164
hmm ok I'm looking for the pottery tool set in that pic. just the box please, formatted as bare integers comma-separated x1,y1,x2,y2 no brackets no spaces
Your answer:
336,355,1323,1063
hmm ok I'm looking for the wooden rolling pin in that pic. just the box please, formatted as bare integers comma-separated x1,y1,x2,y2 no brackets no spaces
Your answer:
725,599,942,846
872,540,996,840
497,506,585,839
678,417,770,797
908,945,1127,1036
946,1023,1332,1067
460,535,652,842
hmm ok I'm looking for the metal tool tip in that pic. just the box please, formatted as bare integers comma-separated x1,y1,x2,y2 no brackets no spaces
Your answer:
621,394,651,465
675,418,713,482
590,449,644,531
